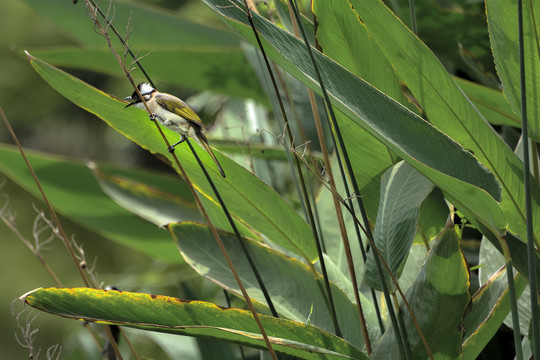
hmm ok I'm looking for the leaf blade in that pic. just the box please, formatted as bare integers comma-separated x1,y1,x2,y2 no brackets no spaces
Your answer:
23,287,367,360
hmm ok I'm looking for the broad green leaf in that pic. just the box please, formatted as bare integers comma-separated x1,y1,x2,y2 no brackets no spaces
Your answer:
401,0,495,84
475,220,540,286
29,47,266,103
349,0,539,242
316,158,368,280
415,188,449,245
364,162,434,292
319,253,384,342
370,226,470,359
22,0,238,48
0,143,181,263
196,337,237,360
141,331,203,360
486,0,540,141
203,0,505,234
275,0,316,44
461,267,527,360
394,244,428,297
312,0,409,107
170,222,377,349
26,53,317,263
479,237,531,335
90,163,202,227
336,109,395,223
454,77,520,128
212,139,321,161
91,163,259,241
23,287,367,360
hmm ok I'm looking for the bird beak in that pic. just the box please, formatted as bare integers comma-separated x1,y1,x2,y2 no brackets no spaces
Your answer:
123,95,134,108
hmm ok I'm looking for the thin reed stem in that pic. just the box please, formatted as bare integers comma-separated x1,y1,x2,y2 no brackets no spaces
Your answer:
81,1,280,357
0,106,90,287
243,0,342,337
518,0,539,355
287,0,423,357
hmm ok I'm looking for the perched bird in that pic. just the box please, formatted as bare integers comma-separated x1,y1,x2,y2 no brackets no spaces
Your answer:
124,83,225,177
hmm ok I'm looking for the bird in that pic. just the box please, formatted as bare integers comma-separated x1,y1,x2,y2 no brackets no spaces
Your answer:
124,83,225,177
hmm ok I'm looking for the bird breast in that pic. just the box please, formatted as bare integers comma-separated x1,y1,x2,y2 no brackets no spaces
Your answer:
153,105,190,135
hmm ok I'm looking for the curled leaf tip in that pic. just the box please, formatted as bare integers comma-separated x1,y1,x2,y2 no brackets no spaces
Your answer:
161,223,171,230
19,288,42,304
86,161,97,171
24,50,34,61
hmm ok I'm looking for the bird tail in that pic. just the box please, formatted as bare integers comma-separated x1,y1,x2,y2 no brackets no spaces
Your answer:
195,131,226,178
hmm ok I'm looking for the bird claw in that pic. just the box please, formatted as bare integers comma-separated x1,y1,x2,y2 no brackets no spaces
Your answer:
149,114,156,121
167,135,186,153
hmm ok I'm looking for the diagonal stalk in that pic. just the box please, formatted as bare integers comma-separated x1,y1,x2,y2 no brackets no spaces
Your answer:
308,78,371,352
82,2,279,358
303,3,387,334
1,106,90,288
1,104,127,358
518,0,539,356
243,1,342,337
287,0,416,357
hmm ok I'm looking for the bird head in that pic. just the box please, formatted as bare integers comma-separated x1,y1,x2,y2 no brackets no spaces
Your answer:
123,83,156,108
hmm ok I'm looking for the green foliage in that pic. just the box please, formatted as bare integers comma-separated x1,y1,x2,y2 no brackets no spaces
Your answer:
3,0,539,359
25,287,366,360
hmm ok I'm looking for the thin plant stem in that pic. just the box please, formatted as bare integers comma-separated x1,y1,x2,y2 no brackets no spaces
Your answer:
494,230,523,360
0,106,90,288
87,0,155,88
0,211,63,287
532,142,539,187
506,260,523,360
99,0,281,320
308,89,371,352
243,0,342,337
518,0,539,356
157,122,279,360
3,103,123,356
118,328,141,360
287,0,421,357
302,2,386,334
408,0,417,35
288,104,433,359
104,325,123,360
82,2,279,358
185,138,279,318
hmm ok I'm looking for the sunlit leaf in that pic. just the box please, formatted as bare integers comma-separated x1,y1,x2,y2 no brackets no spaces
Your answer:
486,0,540,141
23,287,367,360
170,221,378,349
203,0,505,235
461,265,527,359
364,162,434,292
0,143,181,263
370,226,470,359
26,53,318,263
349,0,539,242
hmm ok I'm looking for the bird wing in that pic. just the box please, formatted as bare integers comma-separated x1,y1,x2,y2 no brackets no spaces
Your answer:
155,93,207,129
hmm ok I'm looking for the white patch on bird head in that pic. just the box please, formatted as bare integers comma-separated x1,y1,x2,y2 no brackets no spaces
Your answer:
138,83,155,95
